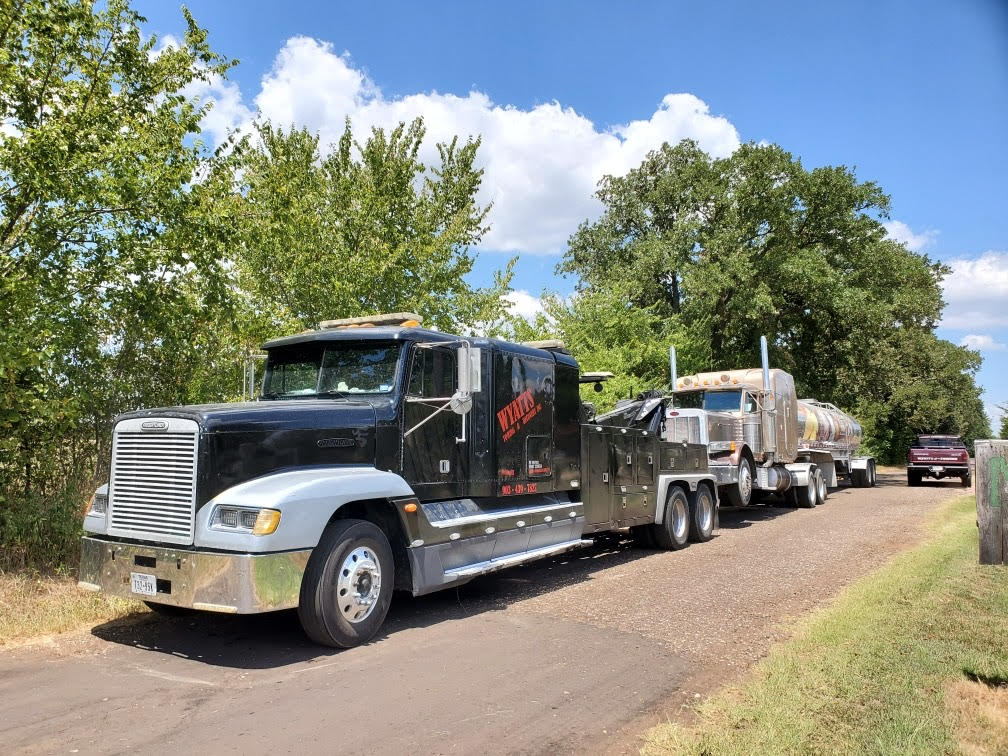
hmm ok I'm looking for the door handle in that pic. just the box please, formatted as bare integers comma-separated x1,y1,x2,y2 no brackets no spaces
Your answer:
626,454,632,465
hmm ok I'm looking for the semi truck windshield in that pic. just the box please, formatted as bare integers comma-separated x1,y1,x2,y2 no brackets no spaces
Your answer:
262,344,402,398
674,389,743,412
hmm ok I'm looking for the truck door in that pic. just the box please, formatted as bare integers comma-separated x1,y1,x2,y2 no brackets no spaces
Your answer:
402,345,465,498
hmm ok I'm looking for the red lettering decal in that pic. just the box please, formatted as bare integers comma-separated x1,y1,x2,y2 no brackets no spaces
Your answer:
501,484,512,495
515,483,525,494
527,482,537,493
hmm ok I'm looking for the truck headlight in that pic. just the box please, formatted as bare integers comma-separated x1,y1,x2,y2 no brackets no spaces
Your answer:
88,492,108,515
211,506,281,536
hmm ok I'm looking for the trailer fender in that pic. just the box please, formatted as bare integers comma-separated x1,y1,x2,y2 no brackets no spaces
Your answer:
193,466,415,552
851,457,873,471
655,474,717,525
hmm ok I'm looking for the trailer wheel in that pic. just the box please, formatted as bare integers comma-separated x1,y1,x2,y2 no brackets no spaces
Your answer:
794,467,817,508
653,485,690,550
868,460,877,487
851,468,867,487
815,469,828,506
298,519,394,648
688,484,716,542
630,525,657,549
723,455,754,507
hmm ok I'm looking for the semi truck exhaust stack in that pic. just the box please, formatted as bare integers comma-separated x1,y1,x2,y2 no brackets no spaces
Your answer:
669,345,678,390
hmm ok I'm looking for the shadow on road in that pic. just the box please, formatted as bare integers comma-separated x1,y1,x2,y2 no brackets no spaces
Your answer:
90,533,663,669
91,469,963,668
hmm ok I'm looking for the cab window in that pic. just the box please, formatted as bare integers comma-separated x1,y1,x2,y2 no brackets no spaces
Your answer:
407,347,456,398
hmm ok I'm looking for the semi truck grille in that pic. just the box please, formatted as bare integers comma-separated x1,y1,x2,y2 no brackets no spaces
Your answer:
107,417,199,545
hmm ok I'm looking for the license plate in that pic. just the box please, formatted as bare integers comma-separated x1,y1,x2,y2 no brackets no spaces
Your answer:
130,572,157,596
930,466,944,473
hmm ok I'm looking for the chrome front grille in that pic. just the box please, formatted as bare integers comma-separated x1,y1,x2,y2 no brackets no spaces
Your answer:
107,417,199,545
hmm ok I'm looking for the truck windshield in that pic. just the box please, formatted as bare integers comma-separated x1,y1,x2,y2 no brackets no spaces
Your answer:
673,389,742,412
261,343,402,398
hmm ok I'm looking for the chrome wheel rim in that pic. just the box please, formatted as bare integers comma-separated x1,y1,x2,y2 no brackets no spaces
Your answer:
808,476,817,505
672,498,688,541
817,474,827,503
336,546,381,623
738,461,752,504
698,493,713,533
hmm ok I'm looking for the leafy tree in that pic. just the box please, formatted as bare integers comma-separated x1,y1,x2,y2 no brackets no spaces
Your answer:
998,404,1008,440
215,119,512,340
0,0,235,566
560,139,988,461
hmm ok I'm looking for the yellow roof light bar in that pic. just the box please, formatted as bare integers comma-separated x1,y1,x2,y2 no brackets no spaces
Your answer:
319,313,423,330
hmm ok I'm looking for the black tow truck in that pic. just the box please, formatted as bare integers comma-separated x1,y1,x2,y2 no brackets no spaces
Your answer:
79,314,716,647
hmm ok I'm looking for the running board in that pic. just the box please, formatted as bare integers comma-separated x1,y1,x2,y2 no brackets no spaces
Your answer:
443,539,594,579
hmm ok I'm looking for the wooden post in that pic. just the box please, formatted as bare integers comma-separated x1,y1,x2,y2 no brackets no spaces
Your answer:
976,440,1008,565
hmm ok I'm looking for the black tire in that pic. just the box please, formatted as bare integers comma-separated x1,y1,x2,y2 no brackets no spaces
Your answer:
298,519,394,649
868,460,877,487
144,601,193,617
962,472,972,488
794,467,817,508
653,486,690,550
723,455,754,507
688,484,716,543
814,469,828,506
907,469,921,487
851,468,867,488
630,524,657,549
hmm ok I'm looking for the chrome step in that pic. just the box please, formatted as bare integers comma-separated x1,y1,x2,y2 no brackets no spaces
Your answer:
443,539,594,579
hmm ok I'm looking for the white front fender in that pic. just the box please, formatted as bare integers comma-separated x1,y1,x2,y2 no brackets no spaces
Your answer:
194,466,415,552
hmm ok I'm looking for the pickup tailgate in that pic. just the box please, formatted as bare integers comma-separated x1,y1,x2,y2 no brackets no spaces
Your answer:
908,447,968,465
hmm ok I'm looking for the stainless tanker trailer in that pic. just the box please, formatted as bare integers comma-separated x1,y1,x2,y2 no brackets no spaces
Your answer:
665,337,876,507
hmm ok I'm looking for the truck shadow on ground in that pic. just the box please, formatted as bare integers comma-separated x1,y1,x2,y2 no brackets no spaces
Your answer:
89,510,791,670
89,473,944,669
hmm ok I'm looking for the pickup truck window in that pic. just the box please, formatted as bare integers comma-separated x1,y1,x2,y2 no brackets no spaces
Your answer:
912,436,965,449
262,343,402,398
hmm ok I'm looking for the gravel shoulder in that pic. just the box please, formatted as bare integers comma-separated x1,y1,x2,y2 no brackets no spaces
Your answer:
0,470,966,755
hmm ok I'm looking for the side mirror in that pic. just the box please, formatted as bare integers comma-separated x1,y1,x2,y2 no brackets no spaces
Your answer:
456,345,481,395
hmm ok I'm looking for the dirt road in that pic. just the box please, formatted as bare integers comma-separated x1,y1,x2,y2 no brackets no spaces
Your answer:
0,472,968,755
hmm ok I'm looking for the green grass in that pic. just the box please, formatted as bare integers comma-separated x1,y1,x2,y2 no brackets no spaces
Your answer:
643,495,1008,755
0,570,147,647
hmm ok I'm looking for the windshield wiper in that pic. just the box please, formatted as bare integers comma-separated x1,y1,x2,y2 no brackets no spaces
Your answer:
317,390,351,401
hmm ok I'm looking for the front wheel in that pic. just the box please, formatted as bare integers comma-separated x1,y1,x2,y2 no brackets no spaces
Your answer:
298,519,394,648
723,456,754,507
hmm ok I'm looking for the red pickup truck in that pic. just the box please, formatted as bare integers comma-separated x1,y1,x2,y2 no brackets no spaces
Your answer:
907,435,971,487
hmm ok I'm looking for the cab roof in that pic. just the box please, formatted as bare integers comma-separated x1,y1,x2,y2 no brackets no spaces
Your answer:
262,326,579,368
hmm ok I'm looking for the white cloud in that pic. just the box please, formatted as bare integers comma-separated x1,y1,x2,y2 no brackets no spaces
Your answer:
960,334,1006,351
883,220,938,252
231,37,740,254
941,251,1008,328
505,290,545,321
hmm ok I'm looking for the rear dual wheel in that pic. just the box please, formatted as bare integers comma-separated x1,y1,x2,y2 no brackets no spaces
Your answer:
794,466,819,508
652,486,690,550
688,484,716,543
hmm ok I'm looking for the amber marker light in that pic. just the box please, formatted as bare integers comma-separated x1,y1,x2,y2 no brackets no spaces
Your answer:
252,509,281,535
404,502,418,513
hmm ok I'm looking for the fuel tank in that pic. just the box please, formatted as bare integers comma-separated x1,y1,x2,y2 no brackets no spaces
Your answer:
796,400,862,450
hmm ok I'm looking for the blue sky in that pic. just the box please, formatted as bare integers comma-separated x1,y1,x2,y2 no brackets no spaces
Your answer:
137,0,1008,427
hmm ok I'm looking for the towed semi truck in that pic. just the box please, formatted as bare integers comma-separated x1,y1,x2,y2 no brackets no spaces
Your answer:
79,314,717,648
664,337,876,508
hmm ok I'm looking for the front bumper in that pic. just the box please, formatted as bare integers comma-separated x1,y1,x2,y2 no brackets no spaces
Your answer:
77,536,312,614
